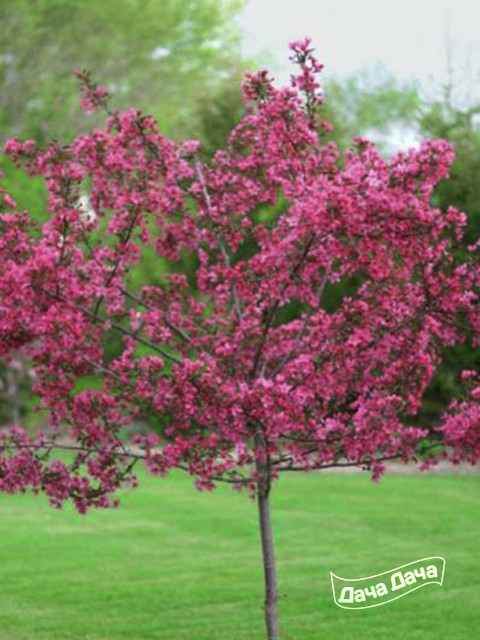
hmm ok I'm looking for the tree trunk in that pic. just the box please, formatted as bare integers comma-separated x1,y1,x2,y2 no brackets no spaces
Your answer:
257,482,279,639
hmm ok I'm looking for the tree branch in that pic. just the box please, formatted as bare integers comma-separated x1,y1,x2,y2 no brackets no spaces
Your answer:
38,287,182,364
269,272,328,379
195,159,243,322
118,286,192,345
250,233,316,380
2,442,251,485
274,443,441,472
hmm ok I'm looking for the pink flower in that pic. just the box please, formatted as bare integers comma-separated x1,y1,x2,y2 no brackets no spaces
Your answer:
0,39,478,512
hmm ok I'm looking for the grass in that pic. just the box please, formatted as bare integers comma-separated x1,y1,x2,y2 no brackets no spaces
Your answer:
0,469,478,639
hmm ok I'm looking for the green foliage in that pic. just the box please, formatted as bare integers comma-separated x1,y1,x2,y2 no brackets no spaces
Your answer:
194,70,246,158
321,66,421,155
1,0,244,145
419,99,480,248
1,157,47,214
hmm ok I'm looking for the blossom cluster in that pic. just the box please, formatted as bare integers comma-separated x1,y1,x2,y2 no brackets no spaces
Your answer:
0,40,478,511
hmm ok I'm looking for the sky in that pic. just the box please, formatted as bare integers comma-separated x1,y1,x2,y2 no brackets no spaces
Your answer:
238,0,480,103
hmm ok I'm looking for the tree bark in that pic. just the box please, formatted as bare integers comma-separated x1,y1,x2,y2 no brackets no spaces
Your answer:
257,481,279,640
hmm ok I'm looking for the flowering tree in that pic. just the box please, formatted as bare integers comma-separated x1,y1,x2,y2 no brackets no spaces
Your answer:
1,40,479,640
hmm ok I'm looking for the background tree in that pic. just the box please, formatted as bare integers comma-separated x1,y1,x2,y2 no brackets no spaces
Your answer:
419,96,480,248
0,0,246,217
194,69,246,158
320,66,421,156
0,0,244,144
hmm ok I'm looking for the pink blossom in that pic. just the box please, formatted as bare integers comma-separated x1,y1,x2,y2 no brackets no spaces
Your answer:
0,41,478,513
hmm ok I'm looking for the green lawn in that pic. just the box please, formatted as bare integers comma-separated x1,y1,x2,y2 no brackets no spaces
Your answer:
0,469,478,640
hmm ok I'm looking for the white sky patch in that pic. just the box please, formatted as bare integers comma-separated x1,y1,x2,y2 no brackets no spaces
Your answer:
238,0,480,98
369,123,423,155
152,47,171,60
76,195,96,225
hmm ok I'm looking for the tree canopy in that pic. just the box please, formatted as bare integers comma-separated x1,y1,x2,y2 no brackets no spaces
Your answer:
0,0,243,143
